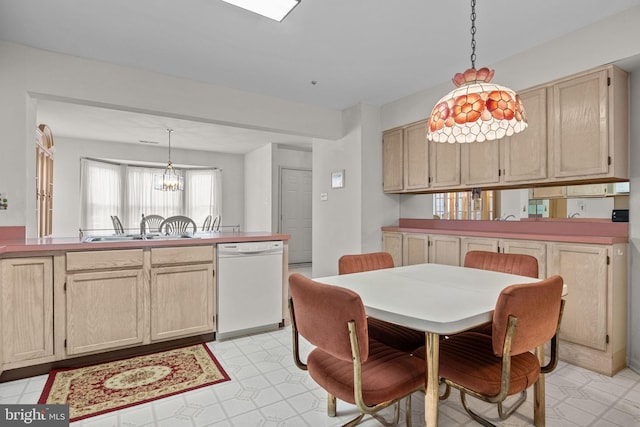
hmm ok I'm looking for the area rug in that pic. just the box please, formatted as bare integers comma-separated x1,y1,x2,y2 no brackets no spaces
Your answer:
38,344,230,422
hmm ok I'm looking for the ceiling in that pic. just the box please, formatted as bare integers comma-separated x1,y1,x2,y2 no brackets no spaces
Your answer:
2,0,640,153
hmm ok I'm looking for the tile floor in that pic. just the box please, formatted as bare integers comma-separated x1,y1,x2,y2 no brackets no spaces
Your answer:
0,264,638,426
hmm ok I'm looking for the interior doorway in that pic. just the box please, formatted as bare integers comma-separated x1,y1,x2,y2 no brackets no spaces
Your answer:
280,168,312,264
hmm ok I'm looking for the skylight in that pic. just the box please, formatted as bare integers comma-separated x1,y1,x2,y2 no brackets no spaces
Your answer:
221,0,300,22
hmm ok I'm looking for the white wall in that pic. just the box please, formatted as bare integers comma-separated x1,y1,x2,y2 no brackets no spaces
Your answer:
0,40,341,235
52,136,244,237
312,106,363,277
627,66,640,372
244,144,273,232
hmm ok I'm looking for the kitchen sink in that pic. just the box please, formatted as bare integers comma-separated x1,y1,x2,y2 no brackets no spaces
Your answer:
82,234,199,242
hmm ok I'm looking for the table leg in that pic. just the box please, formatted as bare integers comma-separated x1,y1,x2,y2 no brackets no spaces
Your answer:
425,331,440,427
534,344,545,426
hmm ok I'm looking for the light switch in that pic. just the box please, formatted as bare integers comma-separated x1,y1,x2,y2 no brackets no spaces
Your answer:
320,192,328,201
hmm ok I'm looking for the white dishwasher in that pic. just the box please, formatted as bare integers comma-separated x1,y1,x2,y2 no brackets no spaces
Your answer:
216,241,283,340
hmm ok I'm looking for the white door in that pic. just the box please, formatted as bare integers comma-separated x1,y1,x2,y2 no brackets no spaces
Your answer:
280,168,312,264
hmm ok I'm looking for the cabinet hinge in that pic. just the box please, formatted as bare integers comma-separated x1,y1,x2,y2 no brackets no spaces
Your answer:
606,334,610,344
607,255,610,265
607,77,611,86
608,156,612,165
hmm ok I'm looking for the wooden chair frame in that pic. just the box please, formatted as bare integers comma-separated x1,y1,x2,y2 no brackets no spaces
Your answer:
143,214,165,233
159,215,197,235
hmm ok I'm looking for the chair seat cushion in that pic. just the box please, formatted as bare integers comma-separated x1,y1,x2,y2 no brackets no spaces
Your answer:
367,317,425,352
307,339,425,406
439,332,540,396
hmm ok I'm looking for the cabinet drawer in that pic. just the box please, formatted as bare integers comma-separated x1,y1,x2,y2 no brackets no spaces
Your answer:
151,245,214,266
66,249,144,271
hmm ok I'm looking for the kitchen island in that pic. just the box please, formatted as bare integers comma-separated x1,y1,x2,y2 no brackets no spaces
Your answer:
0,230,290,380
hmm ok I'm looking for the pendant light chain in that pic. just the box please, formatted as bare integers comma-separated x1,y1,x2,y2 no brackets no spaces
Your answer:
167,128,173,164
470,0,477,69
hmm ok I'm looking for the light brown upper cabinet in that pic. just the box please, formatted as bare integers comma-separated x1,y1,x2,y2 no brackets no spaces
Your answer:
461,86,548,187
382,65,628,194
383,120,460,193
382,128,404,192
551,66,628,181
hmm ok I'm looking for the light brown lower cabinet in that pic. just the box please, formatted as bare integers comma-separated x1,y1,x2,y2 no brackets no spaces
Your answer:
65,269,145,355
548,243,627,375
383,232,460,267
65,250,145,356
150,246,215,342
1,257,54,369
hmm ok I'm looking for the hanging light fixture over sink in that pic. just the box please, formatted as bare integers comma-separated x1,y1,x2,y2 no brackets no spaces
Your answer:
426,0,527,143
154,128,184,191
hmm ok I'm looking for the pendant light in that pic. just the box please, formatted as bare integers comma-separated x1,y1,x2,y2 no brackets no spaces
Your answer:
426,0,527,143
153,129,184,191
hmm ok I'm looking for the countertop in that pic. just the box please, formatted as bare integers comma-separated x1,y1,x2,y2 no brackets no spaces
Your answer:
0,231,290,257
382,218,628,245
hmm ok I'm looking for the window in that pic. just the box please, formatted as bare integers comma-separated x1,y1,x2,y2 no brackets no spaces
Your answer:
80,159,221,234
433,190,495,220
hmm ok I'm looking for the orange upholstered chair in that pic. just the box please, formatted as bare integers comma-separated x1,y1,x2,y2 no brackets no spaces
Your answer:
438,275,565,426
338,252,425,352
463,251,539,335
288,273,425,426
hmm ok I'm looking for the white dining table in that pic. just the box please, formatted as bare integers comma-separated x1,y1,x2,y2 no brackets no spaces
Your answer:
315,262,547,427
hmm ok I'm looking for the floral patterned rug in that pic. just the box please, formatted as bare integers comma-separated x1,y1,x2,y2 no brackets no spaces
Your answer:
38,344,230,422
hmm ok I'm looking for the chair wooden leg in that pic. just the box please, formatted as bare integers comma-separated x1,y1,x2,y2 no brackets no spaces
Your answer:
328,393,337,417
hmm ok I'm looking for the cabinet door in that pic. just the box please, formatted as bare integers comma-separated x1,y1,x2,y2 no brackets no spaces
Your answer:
66,269,145,355
403,233,428,266
566,183,611,197
150,263,215,341
383,128,404,192
382,232,403,267
500,239,546,278
429,141,461,188
403,122,429,190
461,140,500,186
460,237,499,263
548,244,608,351
552,69,609,178
429,235,460,266
1,257,53,363
530,186,566,199
503,87,548,183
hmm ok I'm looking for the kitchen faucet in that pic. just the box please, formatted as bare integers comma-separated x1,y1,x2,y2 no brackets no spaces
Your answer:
140,213,147,238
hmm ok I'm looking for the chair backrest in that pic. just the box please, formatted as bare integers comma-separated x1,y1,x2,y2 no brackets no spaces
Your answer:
338,252,394,275
159,215,197,235
464,251,538,278
143,215,165,233
202,215,212,231
492,275,564,356
211,215,221,231
111,215,124,234
289,273,369,362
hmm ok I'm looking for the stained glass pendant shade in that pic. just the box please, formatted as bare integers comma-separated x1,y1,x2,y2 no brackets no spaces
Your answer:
426,0,527,143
